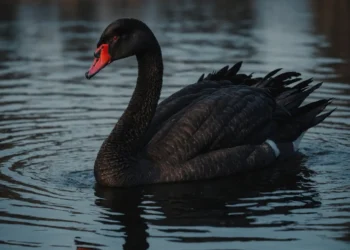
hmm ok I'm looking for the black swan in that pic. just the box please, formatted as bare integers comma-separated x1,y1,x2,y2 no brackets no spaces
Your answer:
85,18,333,187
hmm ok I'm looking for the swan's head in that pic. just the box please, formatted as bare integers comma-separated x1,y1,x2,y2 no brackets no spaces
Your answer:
85,18,158,79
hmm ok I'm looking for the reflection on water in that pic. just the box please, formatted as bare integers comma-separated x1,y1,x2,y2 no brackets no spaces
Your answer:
94,157,315,249
0,0,349,249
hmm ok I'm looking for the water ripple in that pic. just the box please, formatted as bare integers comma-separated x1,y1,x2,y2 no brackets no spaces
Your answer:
0,0,349,250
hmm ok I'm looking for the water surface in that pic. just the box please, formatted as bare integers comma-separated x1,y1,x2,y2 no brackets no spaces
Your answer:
1,0,349,249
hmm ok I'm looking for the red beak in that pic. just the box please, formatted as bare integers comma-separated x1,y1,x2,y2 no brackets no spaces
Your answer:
85,44,111,79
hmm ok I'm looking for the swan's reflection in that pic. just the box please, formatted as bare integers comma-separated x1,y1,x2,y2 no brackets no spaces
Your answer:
95,187,149,250
90,155,320,250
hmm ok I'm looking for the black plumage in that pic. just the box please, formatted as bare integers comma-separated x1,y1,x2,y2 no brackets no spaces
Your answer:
86,18,333,187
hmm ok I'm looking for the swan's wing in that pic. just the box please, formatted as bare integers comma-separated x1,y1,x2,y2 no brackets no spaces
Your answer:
143,62,251,145
143,63,316,161
144,62,301,146
156,143,278,183
145,86,275,164
143,81,233,145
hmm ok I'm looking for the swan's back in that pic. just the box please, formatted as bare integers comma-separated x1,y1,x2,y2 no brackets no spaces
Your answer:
143,62,333,166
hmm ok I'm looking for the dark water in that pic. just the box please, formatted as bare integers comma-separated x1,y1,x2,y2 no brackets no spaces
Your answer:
1,0,349,249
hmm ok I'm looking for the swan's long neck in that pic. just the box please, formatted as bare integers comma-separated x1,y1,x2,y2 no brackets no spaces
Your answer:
107,47,163,157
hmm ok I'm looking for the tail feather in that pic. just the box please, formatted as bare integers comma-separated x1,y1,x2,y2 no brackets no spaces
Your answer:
226,61,242,76
197,73,205,82
292,132,305,151
265,73,332,143
263,68,282,80
197,62,334,150
310,108,336,127
279,82,323,111
199,62,245,82
277,78,314,99
272,98,333,143
283,77,302,85
293,78,314,89
294,99,331,116
254,77,274,88
295,98,332,128
216,65,229,76
274,71,301,83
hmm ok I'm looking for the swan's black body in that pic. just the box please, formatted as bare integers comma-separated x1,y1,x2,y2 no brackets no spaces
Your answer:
86,18,333,187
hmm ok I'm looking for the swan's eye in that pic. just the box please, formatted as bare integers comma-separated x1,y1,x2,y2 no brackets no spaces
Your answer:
112,36,119,42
